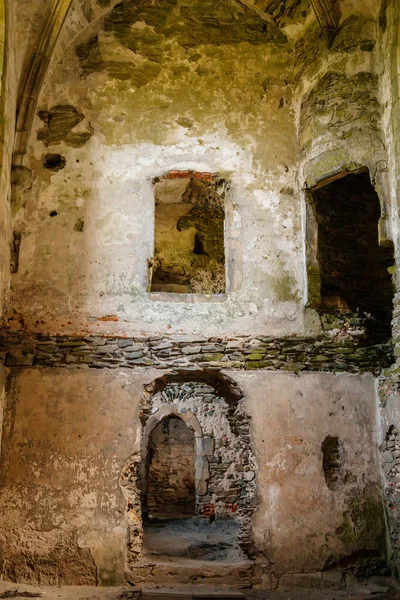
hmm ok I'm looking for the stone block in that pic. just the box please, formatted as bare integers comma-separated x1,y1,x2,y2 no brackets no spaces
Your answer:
5,351,34,366
196,436,214,456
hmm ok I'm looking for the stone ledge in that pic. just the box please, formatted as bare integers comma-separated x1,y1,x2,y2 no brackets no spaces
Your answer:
0,331,394,374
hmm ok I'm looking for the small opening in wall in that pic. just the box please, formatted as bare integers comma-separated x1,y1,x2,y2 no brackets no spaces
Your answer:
308,171,394,340
150,171,226,294
44,153,66,171
321,435,342,489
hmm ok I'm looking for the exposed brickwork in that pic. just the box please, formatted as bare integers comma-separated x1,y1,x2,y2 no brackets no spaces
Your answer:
155,170,215,183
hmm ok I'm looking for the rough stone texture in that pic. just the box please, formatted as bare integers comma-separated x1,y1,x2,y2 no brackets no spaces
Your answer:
37,105,93,147
146,416,196,519
139,380,257,557
0,330,393,375
376,0,400,578
310,172,394,335
0,368,386,586
151,172,226,294
1,0,400,590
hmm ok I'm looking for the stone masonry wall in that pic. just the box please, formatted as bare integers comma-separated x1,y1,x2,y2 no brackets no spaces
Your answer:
376,0,400,578
146,417,196,520
0,367,385,587
141,381,257,556
0,326,393,375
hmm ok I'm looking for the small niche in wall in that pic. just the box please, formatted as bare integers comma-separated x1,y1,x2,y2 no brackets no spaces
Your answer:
150,171,227,294
321,435,342,490
306,170,394,340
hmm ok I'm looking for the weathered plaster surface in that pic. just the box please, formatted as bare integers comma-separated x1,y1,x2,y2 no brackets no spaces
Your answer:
237,371,385,583
376,0,400,576
0,368,385,585
0,0,17,319
0,0,398,589
7,0,394,341
0,368,150,585
9,0,306,338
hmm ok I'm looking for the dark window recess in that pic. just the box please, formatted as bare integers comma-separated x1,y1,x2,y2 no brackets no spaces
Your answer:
146,416,196,521
321,435,342,490
10,231,21,274
44,153,66,170
151,172,226,294
312,172,394,339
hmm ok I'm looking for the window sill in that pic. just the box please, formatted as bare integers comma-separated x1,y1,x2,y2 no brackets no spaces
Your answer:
148,292,228,303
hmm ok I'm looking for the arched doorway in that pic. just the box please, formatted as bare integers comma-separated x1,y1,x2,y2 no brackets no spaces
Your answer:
121,371,257,570
146,415,196,520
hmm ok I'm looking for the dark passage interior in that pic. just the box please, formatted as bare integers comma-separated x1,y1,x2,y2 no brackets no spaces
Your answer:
312,172,394,338
146,416,195,521
151,172,226,294
321,435,342,490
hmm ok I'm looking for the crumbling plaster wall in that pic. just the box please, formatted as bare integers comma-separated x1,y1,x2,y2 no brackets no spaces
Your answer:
0,0,17,319
291,4,395,319
295,5,389,202
10,1,305,338
239,371,385,585
8,1,394,341
376,0,400,577
0,368,384,586
0,367,149,585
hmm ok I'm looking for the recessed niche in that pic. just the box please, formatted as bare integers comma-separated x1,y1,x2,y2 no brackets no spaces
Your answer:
44,153,66,171
307,170,394,339
147,416,196,521
150,171,227,294
321,435,342,490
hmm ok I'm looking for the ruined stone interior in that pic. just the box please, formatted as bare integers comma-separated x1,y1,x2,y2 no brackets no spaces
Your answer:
151,172,226,294
311,171,394,340
1,0,400,595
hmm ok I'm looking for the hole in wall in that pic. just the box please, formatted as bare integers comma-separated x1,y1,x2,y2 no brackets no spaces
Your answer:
322,435,342,490
10,231,22,274
150,171,227,294
44,153,66,170
74,217,84,232
49,210,58,217
310,171,394,340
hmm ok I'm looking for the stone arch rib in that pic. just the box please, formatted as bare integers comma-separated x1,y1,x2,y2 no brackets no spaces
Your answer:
310,0,338,43
13,0,73,166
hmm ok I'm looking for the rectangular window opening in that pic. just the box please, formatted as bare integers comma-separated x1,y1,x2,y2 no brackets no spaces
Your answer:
150,171,227,295
306,170,394,341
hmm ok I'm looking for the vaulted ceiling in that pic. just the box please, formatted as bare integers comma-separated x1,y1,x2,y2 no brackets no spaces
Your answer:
13,0,380,166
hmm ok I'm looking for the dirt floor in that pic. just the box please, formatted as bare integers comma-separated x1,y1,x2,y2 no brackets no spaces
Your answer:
0,577,400,600
142,518,242,560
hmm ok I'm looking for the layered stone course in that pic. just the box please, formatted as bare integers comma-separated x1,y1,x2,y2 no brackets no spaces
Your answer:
0,329,393,374
381,424,400,574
